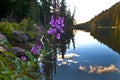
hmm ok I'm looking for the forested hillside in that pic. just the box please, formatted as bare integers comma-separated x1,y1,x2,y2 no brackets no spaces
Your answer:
0,0,75,41
86,1,120,28
0,0,75,26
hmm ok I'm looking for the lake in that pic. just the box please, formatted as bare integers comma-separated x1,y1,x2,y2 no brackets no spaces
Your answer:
53,29,120,80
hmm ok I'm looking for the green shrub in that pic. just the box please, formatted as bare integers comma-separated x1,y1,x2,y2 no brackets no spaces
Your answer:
19,18,35,32
27,18,34,31
0,21,14,35
11,22,19,30
19,18,29,32
27,31,35,39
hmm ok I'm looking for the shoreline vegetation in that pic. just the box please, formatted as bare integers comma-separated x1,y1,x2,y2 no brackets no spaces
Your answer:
0,0,75,80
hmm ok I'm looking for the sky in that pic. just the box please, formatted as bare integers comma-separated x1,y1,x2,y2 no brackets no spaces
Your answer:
66,0,120,24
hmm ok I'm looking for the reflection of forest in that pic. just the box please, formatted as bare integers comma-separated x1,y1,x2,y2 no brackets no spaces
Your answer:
58,28,75,58
90,28,120,54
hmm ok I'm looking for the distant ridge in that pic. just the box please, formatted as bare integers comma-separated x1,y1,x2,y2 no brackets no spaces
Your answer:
86,1,120,28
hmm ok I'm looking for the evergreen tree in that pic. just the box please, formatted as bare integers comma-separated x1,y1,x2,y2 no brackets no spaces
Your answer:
39,0,52,25
60,0,66,17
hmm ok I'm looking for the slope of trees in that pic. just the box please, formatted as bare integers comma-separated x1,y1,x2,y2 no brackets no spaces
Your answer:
0,0,40,22
86,1,120,28
0,0,75,27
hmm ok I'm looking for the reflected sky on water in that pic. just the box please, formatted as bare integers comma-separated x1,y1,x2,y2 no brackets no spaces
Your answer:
54,30,120,80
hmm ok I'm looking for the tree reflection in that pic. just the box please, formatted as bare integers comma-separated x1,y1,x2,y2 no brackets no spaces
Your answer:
58,28,75,58
90,28,120,54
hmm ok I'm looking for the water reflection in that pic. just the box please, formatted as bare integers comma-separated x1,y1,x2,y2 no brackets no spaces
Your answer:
58,28,75,58
57,53,79,66
91,28,120,54
57,53,79,59
42,29,120,80
54,30,120,80
79,64,120,74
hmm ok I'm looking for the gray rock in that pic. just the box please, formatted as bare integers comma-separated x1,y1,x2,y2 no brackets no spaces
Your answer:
10,47,25,57
0,46,7,52
0,32,7,41
12,30,29,42
0,32,11,48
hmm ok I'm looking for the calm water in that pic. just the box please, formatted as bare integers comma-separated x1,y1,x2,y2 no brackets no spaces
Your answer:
54,30,120,80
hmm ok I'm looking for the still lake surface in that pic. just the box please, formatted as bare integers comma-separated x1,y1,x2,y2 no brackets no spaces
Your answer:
54,30,120,80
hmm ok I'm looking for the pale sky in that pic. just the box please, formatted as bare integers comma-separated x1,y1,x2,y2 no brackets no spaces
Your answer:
66,0,120,24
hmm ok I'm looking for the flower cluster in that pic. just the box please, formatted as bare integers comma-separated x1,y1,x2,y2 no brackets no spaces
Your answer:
31,44,41,55
47,16,64,39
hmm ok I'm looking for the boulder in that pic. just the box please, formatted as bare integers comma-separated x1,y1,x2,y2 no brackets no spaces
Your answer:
10,47,25,57
0,46,7,52
0,32,11,48
0,32,7,41
12,30,29,43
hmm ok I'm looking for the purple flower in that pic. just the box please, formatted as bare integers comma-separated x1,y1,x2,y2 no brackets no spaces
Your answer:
56,24,61,30
47,28,57,35
61,23,64,27
60,29,64,33
37,45,41,49
21,56,27,61
56,33,60,39
31,47,37,54
49,16,56,27
48,15,64,39
58,17,64,27
31,44,41,55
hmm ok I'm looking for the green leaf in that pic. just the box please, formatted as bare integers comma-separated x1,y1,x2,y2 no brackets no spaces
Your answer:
25,51,34,61
2,51,15,58
41,49,46,54
27,61,35,68
0,56,9,68
1,40,12,48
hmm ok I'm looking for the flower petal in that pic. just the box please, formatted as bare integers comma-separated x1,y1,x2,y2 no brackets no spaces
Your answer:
56,33,61,39
21,56,27,61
